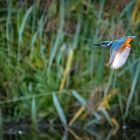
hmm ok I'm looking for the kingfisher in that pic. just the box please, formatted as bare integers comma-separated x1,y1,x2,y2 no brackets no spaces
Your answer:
93,36,136,69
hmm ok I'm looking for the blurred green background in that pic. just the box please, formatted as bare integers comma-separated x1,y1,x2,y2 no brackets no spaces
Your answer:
0,0,140,133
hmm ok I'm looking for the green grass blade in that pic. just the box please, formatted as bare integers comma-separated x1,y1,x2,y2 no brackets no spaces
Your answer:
72,15,81,49
118,1,134,19
30,31,38,59
99,107,112,126
105,70,114,96
31,96,37,125
72,90,86,106
47,0,64,74
52,92,67,126
6,0,13,59
0,108,2,140
124,61,140,118
18,6,33,44
98,0,105,19
0,108,2,129
17,6,33,64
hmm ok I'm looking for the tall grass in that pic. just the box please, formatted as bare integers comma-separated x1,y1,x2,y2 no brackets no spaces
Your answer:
0,0,140,132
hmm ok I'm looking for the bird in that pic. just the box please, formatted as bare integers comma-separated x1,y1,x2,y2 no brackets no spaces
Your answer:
93,36,136,69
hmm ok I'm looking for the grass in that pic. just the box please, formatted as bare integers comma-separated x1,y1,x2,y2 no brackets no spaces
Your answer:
0,0,140,132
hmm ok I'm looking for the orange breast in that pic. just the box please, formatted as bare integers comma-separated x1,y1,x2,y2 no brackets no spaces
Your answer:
118,41,130,54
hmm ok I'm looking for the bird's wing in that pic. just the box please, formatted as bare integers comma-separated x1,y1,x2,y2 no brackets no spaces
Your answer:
109,39,125,64
110,39,125,55
110,47,131,69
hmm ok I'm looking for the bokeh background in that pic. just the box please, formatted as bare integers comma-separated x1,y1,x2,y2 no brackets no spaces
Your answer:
0,0,140,136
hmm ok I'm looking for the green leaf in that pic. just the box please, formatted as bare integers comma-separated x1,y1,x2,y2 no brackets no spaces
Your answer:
99,107,112,126
31,96,37,124
18,6,33,44
124,61,140,118
72,90,86,106
52,92,67,125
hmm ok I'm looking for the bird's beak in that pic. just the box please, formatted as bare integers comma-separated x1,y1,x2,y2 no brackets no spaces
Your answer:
93,43,101,46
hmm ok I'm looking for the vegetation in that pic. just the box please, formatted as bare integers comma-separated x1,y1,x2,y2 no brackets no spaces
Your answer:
0,0,140,134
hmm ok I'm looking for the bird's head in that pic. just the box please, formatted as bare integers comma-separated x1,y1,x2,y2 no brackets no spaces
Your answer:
93,41,112,47
125,36,136,44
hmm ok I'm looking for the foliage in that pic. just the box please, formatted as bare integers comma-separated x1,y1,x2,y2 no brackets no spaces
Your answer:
0,0,140,131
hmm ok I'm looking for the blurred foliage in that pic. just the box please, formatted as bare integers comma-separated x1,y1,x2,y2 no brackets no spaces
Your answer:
0,0,140,132
132,0,140,24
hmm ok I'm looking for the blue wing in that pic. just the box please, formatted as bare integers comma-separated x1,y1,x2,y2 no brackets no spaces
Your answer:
110,37,125,54
109,38,126,65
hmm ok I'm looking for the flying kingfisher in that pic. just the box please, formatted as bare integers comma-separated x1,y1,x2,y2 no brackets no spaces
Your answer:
93,36,136,69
